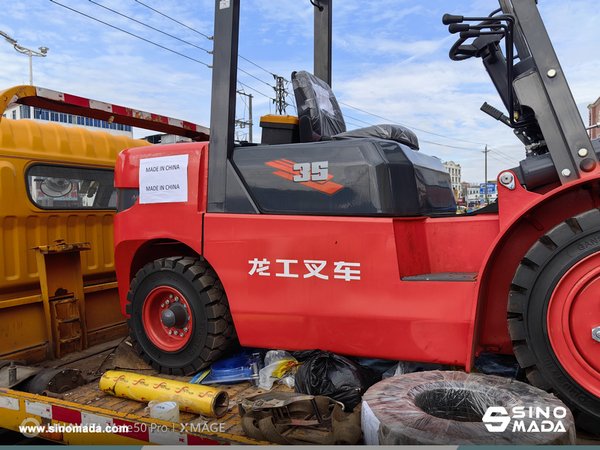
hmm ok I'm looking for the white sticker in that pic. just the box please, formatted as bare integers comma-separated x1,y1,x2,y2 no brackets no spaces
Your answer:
81,412,112,428
0,396,19,411
139,154,189,204
25,400,52,419
219,0,230,9
149,428,187,445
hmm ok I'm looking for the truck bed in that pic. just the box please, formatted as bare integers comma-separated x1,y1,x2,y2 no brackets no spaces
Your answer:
2,340,598,445
0,339,275,445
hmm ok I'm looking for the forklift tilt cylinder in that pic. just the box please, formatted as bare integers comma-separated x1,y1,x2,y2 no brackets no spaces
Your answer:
99,370,229,418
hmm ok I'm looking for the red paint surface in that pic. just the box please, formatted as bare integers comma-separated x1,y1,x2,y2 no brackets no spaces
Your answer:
114,143,600,371
548,253,600,396
51,405,81,424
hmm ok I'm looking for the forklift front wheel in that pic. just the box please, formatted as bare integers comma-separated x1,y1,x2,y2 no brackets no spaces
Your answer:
126,256,235,375
508,209,600,433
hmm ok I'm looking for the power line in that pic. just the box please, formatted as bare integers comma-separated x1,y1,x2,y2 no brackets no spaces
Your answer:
57,1,279,93
344,113,372,127
133,0,213,40
238,67,274,89
240,55,277,78
345,119,367,129
345,106,514,154
345,109,489,152
237,81,275,101
420,139,482,151
339,100,489,147
131,0,283,83
488,151,518,165
491,147,519,162
49,0,212,68
88,0,212,54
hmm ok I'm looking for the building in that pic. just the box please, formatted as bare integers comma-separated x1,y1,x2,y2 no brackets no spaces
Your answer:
462,182,482,207
589,97,600,140
2,104,133,137
461,181,498,207
143,133,192,145
479,181,498,204
443,161,462,200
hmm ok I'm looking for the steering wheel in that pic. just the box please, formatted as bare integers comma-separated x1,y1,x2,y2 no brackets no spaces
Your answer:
449,36,478,61
448,20,505,61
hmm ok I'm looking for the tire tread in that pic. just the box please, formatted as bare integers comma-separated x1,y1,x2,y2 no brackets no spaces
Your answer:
508,210,600,434
126,256,235,375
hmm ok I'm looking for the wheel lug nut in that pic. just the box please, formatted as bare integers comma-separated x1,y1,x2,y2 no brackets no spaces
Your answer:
592,327,600,343
169,294,173,299
173,330,179,336
175,296,179,302
165,300,170,305
180,333,185,337
168,330,173,335
183,327,188,332
161,303,165,308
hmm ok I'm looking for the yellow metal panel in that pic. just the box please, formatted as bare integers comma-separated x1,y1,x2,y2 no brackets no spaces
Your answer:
0,118,149,166
0,303,47,357
0,85,36,118
0,293,41,310
0,118,149,295
260,114,299,125
0,112,150,362
84,283,123,332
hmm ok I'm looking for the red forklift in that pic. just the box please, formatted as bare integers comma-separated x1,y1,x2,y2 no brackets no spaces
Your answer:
114,0,600,431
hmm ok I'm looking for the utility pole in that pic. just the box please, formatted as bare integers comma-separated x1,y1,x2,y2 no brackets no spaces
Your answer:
482,145,490,206
235,90,253,142
273,75,287,115
0,30,48,85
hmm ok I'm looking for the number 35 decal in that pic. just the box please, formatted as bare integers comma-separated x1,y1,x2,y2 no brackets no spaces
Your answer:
293,161,329,182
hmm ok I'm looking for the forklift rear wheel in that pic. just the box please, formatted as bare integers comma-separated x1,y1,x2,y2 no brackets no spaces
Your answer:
126,256,235,375
509,209,600,433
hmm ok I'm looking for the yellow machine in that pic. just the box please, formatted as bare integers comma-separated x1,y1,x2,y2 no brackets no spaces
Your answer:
0,86,262,446
0,85,150,362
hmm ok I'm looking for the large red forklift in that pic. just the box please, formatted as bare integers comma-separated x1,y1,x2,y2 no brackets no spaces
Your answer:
114,0,600,431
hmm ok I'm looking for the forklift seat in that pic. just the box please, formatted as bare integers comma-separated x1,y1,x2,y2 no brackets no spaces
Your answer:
291,70,419,150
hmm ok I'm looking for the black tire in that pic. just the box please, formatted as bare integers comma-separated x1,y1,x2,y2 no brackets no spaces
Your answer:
509,209,600,433
362,371,575,444
126,256,235,375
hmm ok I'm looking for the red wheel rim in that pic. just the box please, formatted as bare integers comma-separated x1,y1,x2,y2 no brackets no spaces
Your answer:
547,252,600,397
142,286,193,352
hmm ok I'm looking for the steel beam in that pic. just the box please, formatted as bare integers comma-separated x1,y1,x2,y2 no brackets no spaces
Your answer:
208,0,240,212
510,0,595,183
314,0,332,86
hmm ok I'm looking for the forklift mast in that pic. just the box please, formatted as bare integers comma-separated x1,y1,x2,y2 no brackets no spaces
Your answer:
207,0,331,212
207,0,595,213
499,0,596,183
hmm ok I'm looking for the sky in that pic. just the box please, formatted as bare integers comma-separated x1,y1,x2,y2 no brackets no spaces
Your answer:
0,0,598,182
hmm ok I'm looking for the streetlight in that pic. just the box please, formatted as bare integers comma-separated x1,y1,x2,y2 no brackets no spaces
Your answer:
0,30,49,85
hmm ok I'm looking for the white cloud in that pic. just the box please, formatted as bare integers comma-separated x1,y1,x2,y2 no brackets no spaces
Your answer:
0,0,597,183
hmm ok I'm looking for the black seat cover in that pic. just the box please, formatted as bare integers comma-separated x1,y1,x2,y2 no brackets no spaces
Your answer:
292,70,419,150
334,124,419,150
292,70,346,140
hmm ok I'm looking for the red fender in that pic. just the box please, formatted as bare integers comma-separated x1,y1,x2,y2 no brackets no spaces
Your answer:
467,171,600,367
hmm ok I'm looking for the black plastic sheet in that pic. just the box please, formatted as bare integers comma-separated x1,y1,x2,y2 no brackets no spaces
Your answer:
294,350,376,411
334,123,420,150
292,71,346,139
